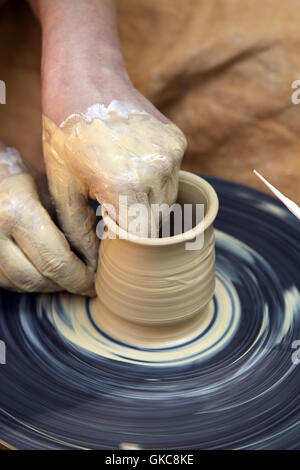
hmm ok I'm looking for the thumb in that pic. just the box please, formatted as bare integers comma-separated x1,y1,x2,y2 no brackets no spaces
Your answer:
43,115,99,273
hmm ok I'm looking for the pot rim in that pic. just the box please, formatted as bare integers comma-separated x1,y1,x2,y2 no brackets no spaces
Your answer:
102,171,219,246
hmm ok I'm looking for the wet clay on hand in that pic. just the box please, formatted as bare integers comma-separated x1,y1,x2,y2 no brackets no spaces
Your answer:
0,144,94,294
42,101,187,268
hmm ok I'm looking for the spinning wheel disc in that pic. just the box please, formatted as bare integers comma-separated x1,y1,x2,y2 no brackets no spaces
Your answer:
0,176,299,449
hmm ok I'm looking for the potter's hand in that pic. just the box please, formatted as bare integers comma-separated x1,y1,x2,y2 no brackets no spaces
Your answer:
42,102,186,264
33,0,186,265
0,143,94,294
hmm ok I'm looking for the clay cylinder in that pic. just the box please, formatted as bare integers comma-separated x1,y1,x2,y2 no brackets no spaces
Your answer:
93,171,219,346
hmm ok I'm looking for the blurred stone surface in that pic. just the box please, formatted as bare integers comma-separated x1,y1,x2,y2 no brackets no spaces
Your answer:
119,0,300,201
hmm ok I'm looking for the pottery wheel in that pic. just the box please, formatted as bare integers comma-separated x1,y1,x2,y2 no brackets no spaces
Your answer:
0,176,299,450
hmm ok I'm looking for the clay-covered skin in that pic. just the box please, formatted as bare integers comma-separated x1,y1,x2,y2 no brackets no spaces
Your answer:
0,143,94,294
42,101,187,265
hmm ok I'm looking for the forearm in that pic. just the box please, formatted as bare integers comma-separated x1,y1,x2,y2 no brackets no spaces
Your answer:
28,0,129,123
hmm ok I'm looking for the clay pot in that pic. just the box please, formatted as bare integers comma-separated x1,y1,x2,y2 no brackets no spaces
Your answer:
91,171,219,347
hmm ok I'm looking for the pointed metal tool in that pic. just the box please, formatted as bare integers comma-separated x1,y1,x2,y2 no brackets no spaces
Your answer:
253,170,300,221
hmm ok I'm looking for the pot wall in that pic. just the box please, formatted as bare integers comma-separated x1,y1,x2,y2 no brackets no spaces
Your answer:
95,172,219,329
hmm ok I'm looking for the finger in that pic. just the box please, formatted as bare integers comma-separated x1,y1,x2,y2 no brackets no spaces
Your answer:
11,181,95,296
43,115,99,271
0,236,62,292
103,189,156,237
150,166,179,206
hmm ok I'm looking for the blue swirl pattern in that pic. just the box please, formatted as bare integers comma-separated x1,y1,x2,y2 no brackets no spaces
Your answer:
0,176,299,449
